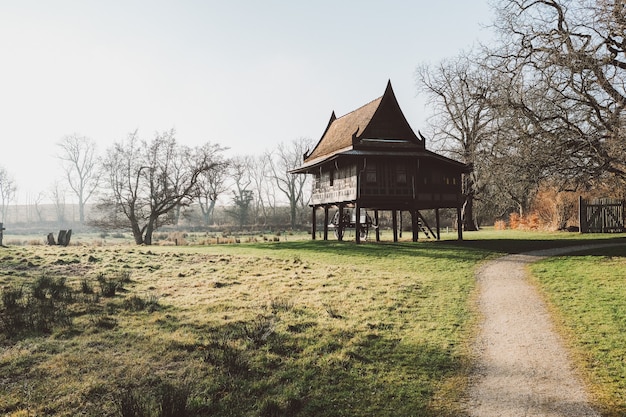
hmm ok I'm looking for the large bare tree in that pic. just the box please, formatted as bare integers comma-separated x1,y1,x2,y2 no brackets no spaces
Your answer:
95,129,214,245
57,134,101,224
490,0,626,183
194,143,230,227
416,54,496,230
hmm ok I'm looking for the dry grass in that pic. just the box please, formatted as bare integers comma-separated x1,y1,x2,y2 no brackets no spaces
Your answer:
0,240,487,417
1,231,625,416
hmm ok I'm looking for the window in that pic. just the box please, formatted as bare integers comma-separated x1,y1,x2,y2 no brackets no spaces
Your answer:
366,163,377,183
396,163,407,184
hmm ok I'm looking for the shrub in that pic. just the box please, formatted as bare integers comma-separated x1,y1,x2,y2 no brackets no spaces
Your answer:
116,382,192,417
117,387,151,417
0,275,74,336
243,315,275,347
494,220,507,230
201,337,249,375
159,382,191,417
81,278,94,294
90,313,117,330
97,274,118,297
96,271,131,297
0,286,26,336
270,297,294,313
122,294,159,312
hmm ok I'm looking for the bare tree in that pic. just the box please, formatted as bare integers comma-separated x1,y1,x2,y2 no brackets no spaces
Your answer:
416,54,496,230
32,192,45,222
94,129,214,245
226,155,254,229
194,143,229,227
267,137,313,230
249,154,277,226
0,167,16,223
490,0,626,183
49,181,66,226
57,134,101,223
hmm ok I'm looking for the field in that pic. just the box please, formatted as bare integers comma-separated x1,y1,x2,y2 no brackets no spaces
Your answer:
0,230,625,416
531,245,626,417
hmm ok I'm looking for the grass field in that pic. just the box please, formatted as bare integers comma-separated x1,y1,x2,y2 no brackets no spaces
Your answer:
0,229,625,416
530,245,626,417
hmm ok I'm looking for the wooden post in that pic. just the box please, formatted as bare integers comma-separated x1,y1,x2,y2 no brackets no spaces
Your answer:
375,210,380,242
579,196,585,233
355,204,361,244
311,206,316,240
435,208,441,240
0,222,4,246
338,203,344,241
392,210,398,242
622,200,626,233
411,210,418,242
323,206,329,240
457,206,463,240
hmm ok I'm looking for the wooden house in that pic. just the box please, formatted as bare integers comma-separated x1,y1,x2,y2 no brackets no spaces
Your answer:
291,81,469,242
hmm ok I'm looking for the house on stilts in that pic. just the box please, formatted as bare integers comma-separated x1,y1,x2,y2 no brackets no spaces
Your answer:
290,81,470,242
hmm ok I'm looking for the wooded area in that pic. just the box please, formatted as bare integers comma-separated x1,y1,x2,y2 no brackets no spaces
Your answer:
416,0,626,232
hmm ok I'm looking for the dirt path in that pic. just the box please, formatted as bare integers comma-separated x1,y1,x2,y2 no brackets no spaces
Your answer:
467,244,623,417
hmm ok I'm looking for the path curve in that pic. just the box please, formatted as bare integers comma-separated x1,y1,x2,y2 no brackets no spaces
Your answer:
467,243,623,417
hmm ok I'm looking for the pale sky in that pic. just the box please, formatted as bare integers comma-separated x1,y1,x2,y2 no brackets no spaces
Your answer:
0,1,494,203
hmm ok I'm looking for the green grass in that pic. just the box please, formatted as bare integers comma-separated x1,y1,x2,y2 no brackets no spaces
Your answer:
0,230,625,416
530,244,626,417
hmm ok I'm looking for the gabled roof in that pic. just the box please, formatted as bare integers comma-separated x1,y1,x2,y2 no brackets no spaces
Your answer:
298,81,425,170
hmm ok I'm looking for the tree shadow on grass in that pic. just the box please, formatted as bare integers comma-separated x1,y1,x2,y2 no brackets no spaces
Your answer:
260,236,626,259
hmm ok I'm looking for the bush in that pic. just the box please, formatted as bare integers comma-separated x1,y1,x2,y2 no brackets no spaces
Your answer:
81,278,94,294
0,275,74,336
122,294,159,312
116,382,191,417
96,271,131,297
97,274,118,297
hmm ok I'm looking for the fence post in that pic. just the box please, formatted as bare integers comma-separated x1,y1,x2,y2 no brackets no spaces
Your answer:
0,222,4,246
578,196,585,233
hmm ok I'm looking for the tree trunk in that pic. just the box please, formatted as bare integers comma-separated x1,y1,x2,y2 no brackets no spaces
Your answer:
130,218,144,245
79,202,85,224
290,200,297,230
144,219,155,245
462,195,479,231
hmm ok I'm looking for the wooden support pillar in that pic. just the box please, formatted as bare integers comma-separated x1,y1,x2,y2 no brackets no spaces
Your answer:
374,210,380,242
435,208,441,240
311,206,316,240
355,204,361,244
457,206,463,240
323,206,329,240
392,210,398,242
338,203,345,241
411,210,418,242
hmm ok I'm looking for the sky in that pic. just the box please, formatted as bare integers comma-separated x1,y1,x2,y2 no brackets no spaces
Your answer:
0,0,494,203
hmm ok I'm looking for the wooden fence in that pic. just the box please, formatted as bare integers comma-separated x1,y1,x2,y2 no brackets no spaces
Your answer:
579,197,626,233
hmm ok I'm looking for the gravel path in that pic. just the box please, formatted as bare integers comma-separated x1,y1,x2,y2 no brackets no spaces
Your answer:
467,244,623,417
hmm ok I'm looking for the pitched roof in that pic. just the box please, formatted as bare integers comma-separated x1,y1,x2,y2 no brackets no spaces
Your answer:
304,96,382,162
301,81,424,167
